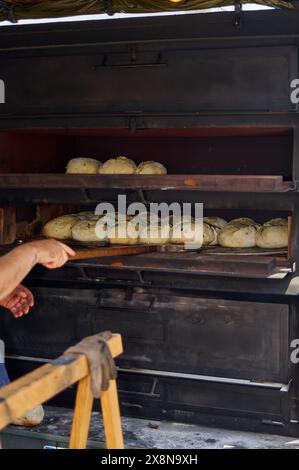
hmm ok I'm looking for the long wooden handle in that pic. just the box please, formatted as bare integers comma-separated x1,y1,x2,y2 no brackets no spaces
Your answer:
70,244,156,260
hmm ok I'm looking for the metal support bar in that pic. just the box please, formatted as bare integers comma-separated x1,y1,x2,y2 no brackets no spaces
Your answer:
234,1,243,28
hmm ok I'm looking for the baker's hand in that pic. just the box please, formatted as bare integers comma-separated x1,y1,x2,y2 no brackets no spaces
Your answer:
0,284,34,318
27,239,75,269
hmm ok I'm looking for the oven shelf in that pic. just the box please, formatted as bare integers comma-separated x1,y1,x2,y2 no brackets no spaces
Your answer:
0,239,291,280
68,251,292,280
0,174,293,205
0,174,293,192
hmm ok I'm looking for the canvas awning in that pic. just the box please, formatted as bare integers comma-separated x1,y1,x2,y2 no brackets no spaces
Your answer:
0,0,295,23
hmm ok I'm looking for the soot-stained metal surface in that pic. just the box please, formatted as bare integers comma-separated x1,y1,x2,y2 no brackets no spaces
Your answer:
2,406,299,450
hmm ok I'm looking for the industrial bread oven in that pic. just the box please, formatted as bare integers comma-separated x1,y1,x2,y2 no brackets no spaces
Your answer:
0,9,299,436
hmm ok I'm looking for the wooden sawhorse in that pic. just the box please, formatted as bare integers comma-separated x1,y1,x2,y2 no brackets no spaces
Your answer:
0,333,124,449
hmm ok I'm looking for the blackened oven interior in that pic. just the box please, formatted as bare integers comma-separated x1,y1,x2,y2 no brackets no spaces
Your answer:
0,127,293,179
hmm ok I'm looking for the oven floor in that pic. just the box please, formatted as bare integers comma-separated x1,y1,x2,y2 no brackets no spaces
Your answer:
1,406,299,449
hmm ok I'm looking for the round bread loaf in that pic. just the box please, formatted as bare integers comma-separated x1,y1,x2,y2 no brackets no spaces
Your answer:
97,213,131,235
128,213,163,238
168,215,195,228
256,225,288,248
130,211,149,226
204,217,227,229
78,211,95,218
137,212,161,224
77,211,101,221
97,211,118,223
229,217,260,228
99,156,137,174
170,221,213,246
66,158,101,174
42,214,78,240
13,405,44,427
130,214,148,231
218,223,256,248
139,223,170,245
203,223,218,246
264,218,288,227
136,161,167,175
108,222,138,245
72,220,107,242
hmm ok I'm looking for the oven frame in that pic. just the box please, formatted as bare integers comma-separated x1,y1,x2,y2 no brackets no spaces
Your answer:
0,8,299,436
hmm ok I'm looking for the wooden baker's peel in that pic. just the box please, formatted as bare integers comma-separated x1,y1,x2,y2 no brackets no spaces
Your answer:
69,244,188,261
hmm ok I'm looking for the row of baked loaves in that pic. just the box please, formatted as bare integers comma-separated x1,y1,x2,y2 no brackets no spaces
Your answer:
216,217,288,249
43,212,205,244
66,156,167,175
42,214,288,248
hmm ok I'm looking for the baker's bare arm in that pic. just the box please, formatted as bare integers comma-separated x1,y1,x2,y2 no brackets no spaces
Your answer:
0,240,75,302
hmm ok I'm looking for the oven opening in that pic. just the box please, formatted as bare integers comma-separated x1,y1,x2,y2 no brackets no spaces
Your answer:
0,205,291,281
0,127,294,186
0,126,294,279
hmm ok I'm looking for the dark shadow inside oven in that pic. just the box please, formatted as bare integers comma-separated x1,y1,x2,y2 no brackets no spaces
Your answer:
0,127,293,180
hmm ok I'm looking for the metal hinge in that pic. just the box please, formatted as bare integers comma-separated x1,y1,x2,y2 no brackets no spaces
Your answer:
102,0,114,16
128,115,147,134
0,1,17,23
129,116,138,134
234,1,242,28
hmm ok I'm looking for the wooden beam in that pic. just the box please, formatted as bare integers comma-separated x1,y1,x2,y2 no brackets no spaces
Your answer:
0,334,123,430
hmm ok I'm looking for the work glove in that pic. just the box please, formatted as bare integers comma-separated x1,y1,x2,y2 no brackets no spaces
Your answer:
64,331,117,398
